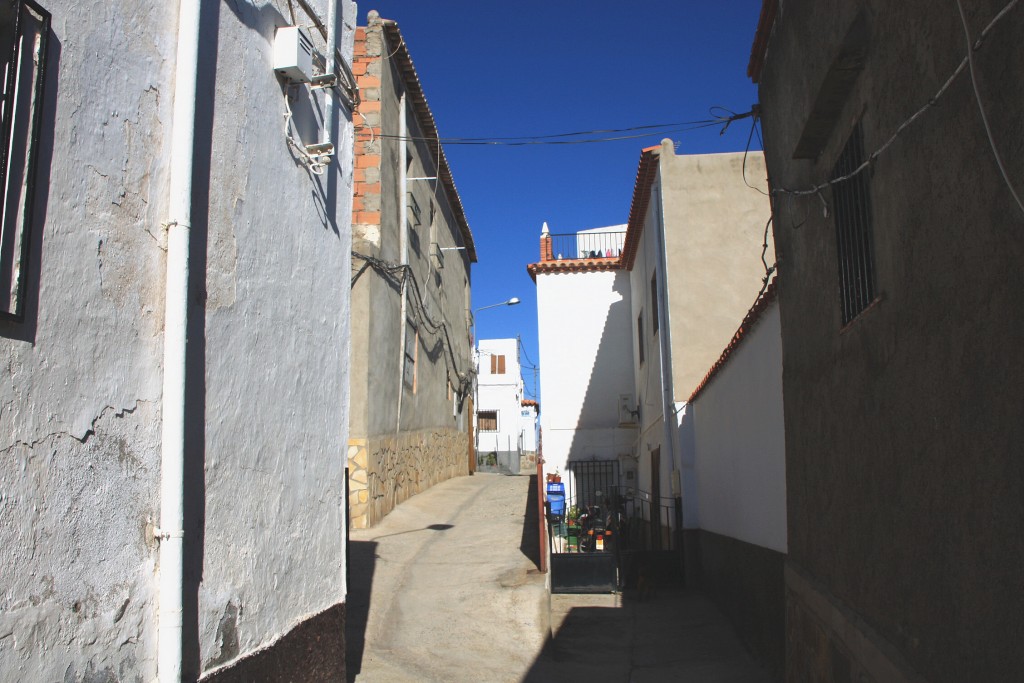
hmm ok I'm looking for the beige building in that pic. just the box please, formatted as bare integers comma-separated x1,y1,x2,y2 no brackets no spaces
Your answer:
347,12,476,529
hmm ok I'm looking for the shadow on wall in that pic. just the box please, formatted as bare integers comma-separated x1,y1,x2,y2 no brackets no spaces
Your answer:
564,272,632,470
180,0,222,676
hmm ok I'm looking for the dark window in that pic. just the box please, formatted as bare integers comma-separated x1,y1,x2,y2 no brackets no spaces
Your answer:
636,311,644,365
832,122,877,325
0,0,50,321
403,318,417,391
477,410,498,432
650,271,659,334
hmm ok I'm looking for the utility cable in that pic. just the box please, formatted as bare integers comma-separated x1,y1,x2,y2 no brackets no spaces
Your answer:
771,0,1020,200
351,250,474,399
955,0,1024,216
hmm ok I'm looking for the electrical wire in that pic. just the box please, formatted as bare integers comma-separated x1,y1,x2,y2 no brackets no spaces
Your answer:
371,120,727,147
742,112,770,196
771,0,1021,200
355,111,753,148
955,0,1024,216
283,87,329,175
351,250,475,399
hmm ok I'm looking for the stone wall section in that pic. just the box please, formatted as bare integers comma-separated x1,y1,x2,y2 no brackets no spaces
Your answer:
349,428,468,529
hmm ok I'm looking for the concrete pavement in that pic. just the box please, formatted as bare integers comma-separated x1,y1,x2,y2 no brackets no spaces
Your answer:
346,473,549,682
346,473,776,682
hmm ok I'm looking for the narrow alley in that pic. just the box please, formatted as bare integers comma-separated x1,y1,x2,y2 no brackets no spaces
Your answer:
346,473,774,682
346,474,548,682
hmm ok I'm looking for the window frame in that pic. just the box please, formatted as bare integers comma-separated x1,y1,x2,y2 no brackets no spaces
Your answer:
477,409,498,432
0,0,50,322
650,270,659,335
636,311,645,365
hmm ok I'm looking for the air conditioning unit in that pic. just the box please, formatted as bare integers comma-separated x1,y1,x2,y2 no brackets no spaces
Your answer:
273,26,314,83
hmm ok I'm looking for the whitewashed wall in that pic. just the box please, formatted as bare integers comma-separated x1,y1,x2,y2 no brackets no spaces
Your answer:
0,1,355,679
519,404,538,453
535,269,635,476
476,338,521,455
688,301,786,552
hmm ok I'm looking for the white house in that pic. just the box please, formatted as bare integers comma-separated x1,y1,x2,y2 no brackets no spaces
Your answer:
475,337,526,473
519,398,539,459
1,2,357,680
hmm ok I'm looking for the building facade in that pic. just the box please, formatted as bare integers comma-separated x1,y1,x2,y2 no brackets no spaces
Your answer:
1,1,356,680
347,12,476,529
530,142,774,552
475,337,525,473
751,0,1024,680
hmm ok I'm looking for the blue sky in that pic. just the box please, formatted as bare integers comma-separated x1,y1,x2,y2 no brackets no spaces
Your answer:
358,1,766,401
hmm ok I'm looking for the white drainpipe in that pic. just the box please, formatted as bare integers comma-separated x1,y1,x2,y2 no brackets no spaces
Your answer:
159,1,201,680
323,0,339,150
396,91,408,432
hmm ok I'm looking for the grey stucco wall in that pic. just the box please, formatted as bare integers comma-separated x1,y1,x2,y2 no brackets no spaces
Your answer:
759,1,1024,681
348,18,472,528
198,1,354,677
1,1,355,679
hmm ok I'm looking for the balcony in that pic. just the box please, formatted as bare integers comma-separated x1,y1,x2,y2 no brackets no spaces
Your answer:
541,231,626,262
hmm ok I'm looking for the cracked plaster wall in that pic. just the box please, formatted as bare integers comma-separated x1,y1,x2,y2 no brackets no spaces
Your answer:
1,0,356,680
1,1,175,680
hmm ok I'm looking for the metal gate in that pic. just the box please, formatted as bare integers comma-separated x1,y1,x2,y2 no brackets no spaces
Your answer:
475,450,521,474
547,460,683,592
547,460,620,593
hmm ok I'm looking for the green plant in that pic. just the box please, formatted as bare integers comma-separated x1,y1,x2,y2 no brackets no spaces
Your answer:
566,505,579,525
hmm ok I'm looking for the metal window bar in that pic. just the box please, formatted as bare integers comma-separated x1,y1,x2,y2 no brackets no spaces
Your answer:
0,0,49,321
831,123,877,325
547,231,626,261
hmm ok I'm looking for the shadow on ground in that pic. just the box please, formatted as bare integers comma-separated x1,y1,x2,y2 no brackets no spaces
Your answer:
345,540,377,683
519,474,542,570
523,589,777,683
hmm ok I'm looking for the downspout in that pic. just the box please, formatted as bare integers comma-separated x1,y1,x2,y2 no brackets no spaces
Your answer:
323,0,338,152
652,183,681,524
395,89,408,432
159,0,201,680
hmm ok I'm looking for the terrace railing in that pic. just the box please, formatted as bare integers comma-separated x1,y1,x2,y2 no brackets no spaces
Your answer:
544,231,626,261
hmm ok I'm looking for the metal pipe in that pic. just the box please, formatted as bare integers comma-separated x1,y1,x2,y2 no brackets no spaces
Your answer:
323,0,338,151
396,90,408,433
159,0,201,680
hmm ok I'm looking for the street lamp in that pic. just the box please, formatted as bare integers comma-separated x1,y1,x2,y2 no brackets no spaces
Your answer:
472,297,520,473
472,297,520,347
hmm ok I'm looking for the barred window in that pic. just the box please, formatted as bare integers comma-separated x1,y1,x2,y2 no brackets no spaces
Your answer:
0,0,50,321
832,122,877,325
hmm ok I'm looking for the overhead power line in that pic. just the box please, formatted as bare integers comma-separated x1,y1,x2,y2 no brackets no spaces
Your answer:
359,110,756,147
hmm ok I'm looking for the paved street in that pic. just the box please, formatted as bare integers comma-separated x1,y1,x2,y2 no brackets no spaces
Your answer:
346,474,549,682
346,473,774,682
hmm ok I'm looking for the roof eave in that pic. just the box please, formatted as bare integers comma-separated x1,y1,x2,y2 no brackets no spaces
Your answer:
379,20,478,262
